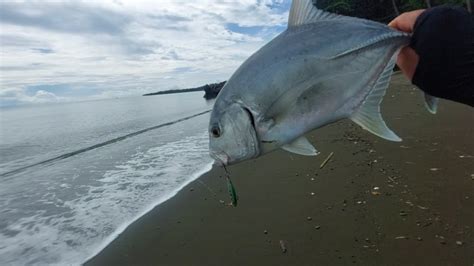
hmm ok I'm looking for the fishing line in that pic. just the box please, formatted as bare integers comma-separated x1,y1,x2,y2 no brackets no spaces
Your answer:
196,179,219,199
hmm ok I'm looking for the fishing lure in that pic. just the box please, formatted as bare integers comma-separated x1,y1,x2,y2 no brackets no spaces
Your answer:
224,166,238,207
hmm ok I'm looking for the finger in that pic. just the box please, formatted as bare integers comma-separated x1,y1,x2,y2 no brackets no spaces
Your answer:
388,14,412,33
388,10,426,33
388,19,399,30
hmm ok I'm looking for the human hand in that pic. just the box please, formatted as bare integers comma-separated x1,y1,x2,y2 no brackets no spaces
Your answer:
388,10,426,80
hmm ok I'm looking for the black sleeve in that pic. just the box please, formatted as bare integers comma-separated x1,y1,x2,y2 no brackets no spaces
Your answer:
410,5,474,107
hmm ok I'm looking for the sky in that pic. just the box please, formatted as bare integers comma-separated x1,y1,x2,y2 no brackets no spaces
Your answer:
0,0,291,106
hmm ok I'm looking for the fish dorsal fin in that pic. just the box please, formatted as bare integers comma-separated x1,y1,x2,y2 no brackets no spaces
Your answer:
282,136,319,156
350,54,402,142
288,0,342,27
424,93,439,114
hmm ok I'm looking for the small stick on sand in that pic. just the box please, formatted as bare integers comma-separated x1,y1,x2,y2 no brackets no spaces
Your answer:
320,152,334,169
279,240,287,253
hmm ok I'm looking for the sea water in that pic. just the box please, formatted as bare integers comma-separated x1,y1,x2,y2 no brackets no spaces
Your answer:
0,92,214,265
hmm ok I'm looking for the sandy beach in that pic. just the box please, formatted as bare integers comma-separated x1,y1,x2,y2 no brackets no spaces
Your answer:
85,73,473,266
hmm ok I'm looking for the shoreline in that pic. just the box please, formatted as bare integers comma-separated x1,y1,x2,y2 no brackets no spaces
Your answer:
82,162,214,265
85,73,473,265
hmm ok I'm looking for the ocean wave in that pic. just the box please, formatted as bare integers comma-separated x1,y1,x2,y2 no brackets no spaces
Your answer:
0,130,213,265
0,110,211,178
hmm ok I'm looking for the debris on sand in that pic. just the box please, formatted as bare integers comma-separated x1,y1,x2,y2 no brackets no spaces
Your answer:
456,241,463,246
279,240,287,253
430,168,441,172
395,236,408,240
387,176,398,184
435,235,447,244
422,222,433,228
320,152,334,169
371,186,381,196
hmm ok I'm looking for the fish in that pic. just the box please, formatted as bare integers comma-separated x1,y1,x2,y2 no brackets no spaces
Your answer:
209,0,437,166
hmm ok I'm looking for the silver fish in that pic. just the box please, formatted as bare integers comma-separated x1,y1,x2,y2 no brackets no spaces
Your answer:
209,0,436,166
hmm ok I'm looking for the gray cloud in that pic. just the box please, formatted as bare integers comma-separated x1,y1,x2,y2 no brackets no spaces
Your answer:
0,2,159,57
0,1,289,106
148,14,192,22
145,14,191,31
0,63,51,71
0,2,130,35
31,48,54,54
0,34,45,47
161,50,182,60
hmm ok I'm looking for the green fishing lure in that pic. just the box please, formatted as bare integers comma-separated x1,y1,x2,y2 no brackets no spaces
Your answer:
226,176,238,207
223,166,238,207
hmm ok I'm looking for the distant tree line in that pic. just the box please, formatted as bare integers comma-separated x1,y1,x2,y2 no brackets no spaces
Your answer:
143,81,225,100
315,0,471,23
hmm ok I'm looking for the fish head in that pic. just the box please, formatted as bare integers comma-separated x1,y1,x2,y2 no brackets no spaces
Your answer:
209,103,259,166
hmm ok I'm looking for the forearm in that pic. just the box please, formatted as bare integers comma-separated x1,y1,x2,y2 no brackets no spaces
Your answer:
410,6,474,107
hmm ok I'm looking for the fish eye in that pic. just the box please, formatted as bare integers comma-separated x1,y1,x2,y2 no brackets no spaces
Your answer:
211,125,221,138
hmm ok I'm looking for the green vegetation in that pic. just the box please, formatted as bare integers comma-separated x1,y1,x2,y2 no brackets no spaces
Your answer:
315,0,470,23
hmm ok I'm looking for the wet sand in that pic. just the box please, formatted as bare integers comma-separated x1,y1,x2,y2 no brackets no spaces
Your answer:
85,73,473,266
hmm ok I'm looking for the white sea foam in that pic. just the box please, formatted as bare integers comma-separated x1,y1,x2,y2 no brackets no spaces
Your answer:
0,131,213,266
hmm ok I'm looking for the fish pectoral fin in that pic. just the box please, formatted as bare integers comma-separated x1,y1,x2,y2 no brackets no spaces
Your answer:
288,0,343,28
282,136,319,156
350,53,402,142
423,93,439,114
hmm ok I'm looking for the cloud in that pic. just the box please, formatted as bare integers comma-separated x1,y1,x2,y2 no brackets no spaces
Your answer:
32,90,63,103
0,87,69,107
0,0,291,106
0,2,130,35
31,48,54,54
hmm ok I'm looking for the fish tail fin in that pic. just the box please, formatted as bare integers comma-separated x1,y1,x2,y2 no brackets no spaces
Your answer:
423,93,439,114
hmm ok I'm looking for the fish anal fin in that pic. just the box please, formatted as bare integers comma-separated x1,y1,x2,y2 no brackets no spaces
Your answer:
282,136,319,156
424,93,439,114
288,0,343,27
350,53,402,142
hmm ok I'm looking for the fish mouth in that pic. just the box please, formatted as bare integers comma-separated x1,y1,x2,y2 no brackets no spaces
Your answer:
210,151,229,166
